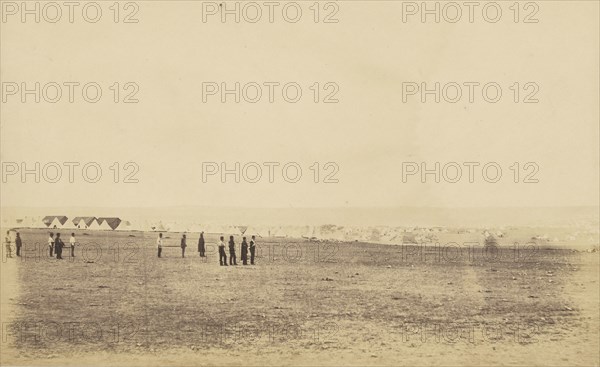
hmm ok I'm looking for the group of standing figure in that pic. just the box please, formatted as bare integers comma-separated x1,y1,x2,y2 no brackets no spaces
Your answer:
218,235,256,266
3,231,76,260
5,230,258,266
4,231,22,258
47,232,77,259
155,231,257,265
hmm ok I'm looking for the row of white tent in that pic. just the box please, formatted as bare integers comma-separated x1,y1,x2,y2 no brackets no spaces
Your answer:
1,216,121,231
115,221,451,242
0,216,465,241
8,216,593,244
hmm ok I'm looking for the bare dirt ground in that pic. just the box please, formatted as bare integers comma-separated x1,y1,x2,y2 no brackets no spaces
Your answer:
1,228,598,366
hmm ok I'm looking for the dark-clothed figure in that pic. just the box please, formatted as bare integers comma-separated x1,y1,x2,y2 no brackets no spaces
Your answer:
157,233,163,258
198,232,205,257
228,236,237,265
48,233,54,257
55,233,64,259
241,237,248,265
218,236,227,266
249,235,256,265
181,234,187,258
15,232,22,257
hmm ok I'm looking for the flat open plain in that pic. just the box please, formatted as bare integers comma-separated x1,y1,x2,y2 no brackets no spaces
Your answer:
1,228,598,366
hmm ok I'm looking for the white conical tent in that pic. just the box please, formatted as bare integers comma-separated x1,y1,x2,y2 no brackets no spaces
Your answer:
30,216,43,228
49,217,65,229
203,224,225,234
42,216,55,227
220,225,239,237
74,217,96,229
87,218,101,230
97,219,113,230
245,226,266,237
126,218,150,231
62,218,77,229
98,217,122,230
150,221,167,232
73,218,86,229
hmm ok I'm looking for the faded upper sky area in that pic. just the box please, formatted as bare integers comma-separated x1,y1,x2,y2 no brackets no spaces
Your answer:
0,1,598,209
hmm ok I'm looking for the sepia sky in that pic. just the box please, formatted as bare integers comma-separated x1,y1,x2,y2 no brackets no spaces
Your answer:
1,1,598,209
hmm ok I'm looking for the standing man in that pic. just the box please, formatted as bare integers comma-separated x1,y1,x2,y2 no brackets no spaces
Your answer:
228,235,237,266
181,234,187,258
54,233,64,260
4,231,12,259
249,235,256,265
218,236,227,266
241,237,248,265
198,232,205,257
15,232,22,257
157,233,163,258
69,233,76,257
48,232,54,257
